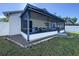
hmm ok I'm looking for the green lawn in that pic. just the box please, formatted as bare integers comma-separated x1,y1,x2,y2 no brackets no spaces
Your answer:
0,33,79,56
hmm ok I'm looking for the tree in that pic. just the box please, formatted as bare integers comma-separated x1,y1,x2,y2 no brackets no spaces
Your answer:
63,17,71,22
63,17,77,24
0,18,8,22
71,17,77,24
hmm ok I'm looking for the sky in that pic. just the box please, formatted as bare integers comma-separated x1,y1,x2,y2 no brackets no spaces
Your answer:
0,3,79,22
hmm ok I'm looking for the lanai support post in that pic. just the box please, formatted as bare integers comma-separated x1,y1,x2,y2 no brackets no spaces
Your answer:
27,10,30,42
64,21,65,32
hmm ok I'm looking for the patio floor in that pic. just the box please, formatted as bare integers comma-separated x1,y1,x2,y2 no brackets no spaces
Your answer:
7,35,28,47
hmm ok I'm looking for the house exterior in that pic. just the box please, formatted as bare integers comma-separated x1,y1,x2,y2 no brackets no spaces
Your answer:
2,4,65,47
20,4,65,41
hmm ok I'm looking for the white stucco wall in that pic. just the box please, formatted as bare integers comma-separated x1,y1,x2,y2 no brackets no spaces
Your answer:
21,30,64,42
65,25,79,33
21,31,58,41
9,13,21,35
0,22,9,36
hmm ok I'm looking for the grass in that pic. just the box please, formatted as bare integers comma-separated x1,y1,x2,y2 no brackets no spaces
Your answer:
0,33,79,56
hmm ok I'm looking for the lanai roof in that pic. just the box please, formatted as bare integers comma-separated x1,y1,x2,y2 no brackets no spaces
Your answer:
3,4,64,22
